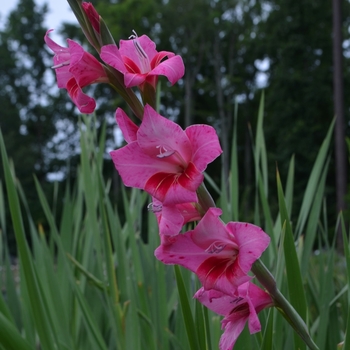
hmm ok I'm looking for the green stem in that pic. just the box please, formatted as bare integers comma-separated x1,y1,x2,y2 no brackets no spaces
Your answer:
252,259,319,350
196,182,216,213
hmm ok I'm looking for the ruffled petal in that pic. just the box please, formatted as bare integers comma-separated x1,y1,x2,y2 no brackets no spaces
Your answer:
137,35,158,61
160,179,199,205
68,40,107,87
66,77,96,113
185,124,223,172
115,108,138,143
110,142,178,190
219,313,247,350
100,44,127,73
119,35,157,65
150,51,175,69
177,162,203,192
137,105,192,163
44,29,69,57
227,222,270,274
149,55,185,85
189,208,229,248
123,72,147,87
154,232,205,270
156,204,185,236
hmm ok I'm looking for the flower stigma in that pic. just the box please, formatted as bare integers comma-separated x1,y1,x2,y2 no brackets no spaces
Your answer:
52,60,70,69
147,202,162,213
156,145,175,158
205,241,227,254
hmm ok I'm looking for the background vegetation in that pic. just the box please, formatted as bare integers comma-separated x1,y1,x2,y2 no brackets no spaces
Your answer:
1,0,350,348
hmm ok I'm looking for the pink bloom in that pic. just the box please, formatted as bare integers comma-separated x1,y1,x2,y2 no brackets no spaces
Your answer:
149,198,202,236
45,30,109,113
155,208,270,295
82,2,100,33
194,282,273,350
110,105,222,205
100,32,184,90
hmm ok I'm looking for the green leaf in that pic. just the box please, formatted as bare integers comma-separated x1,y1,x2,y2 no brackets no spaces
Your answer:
261,309,274,350
0,129,57,350
174,266,200,350
0,313,35,350
295,119,335,238
277,169,307,350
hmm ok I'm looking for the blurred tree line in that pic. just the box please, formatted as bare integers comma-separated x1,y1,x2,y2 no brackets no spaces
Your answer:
1,0,349,251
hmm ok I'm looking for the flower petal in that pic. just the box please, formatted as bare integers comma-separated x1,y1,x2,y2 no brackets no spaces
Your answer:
150,51,175,69
149,54,185,85
137,35,158,61
219,314,247,350
68,40,107,87
115,108,138,143
44,29,69,57
100,44,127,73
110,142,179,190
137,105,192,163
189,208,225,246
154,232,205,270
185,124,223,172
119,35,157,65
144,172,198,204
177,162,203,192
227,222,270,274
45,30,72,88
123,72,147,87
194,287,232,316
156,204,185,236
197,256,251,294
66,77,96,113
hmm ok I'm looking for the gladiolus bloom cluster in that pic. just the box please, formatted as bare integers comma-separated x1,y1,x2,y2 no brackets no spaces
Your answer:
45,3,272,349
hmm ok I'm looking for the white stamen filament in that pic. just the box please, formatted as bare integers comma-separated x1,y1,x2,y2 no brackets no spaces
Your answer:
52,60,70,69
155,144,188,169
147,202,162,213
129,29,151,73
205,241,226,254
156,145,175,158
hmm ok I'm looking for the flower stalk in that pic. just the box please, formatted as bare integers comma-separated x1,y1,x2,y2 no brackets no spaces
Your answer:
252,259,319,350
196,182,216,213
196,177,319,350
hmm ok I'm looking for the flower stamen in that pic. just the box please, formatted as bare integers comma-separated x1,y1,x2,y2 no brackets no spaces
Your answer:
156,145,175,158
147,202,162,213
52,60,70,69
205,241,227,254
129,29,151,73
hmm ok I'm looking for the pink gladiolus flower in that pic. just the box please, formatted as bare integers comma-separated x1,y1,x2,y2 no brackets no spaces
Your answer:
45,30,109,113
100,32,185,90
110,105,222,205
155,208,270,295
148,198,202,236
194,282,273,350
82,2,100,33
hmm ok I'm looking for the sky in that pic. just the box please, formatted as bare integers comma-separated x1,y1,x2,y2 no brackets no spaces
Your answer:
0,0,77,44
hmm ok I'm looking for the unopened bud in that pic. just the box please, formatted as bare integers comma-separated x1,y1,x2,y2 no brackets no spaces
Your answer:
82,2,100,33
